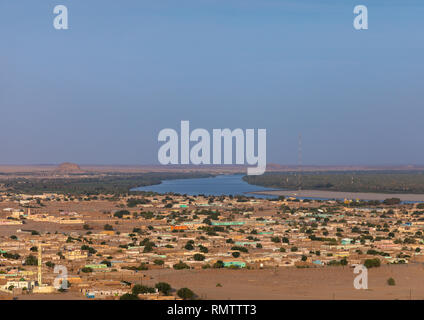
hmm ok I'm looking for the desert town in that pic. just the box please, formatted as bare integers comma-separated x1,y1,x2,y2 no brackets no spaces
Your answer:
0,189,423,300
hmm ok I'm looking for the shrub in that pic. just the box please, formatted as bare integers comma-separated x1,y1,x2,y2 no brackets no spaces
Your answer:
232,252,240,258
132,284,155,295
364,258,381,269
199,245,209,253
104,224,114,231
155,282,172,295
193,254,205,261
101,260,112,267
213,260,224,268
173,261,190,270
114,210,130,218
184,243,194,250
120,293,139,300
177,288,196,300
230,246,248,253
25,255,37,266
271,237,281,243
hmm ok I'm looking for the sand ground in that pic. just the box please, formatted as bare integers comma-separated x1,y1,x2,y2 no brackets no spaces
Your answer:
128,264,424,300
10,264,424,300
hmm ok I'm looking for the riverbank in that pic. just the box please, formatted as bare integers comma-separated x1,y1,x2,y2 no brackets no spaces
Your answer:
250,189,424,202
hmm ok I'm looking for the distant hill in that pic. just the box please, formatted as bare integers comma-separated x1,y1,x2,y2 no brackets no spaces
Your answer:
55,162,83,173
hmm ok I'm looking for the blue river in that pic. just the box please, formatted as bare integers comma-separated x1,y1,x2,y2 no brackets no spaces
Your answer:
132,174,277,198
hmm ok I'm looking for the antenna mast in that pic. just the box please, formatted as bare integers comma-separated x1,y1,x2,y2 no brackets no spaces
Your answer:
298,133,302,191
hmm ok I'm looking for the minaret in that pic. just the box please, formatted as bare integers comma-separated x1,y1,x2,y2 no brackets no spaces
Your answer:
38,243,42,286
28,207,31,217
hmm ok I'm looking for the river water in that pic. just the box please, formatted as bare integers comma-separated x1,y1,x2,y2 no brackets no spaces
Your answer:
132,174,424,202
132,174,277,198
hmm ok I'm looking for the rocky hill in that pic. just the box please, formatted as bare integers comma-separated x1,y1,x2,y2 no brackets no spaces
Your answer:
55,162,83,173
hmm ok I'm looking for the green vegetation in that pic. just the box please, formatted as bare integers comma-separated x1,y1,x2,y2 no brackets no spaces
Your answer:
198,245,208,253
244,171,424,194
328,257,348,266
3,252,20,260
232,252,240,258
127,198,151,207
24,255,37,266
155,282,172,295
114,210,130,218
100,260,112,267
81,245,97,254
177,287,196,300
387,277,396,286
184,243,194,250
120,293,139,300
271,237,281,243
142,239,156,253
122,263,148,271
173,261,190,270
132,284,155,295
213,260,225,268
364,258,381,268
231,246,248,253
0,172,214,195
193,254,205,261
153,259,164,266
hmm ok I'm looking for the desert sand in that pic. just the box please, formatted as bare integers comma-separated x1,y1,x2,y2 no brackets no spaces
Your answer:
139,264,424,300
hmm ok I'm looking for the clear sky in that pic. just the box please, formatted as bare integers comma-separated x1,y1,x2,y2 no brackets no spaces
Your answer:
1,0,423,166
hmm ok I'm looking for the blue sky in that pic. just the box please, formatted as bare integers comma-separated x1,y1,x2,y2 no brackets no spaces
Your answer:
1,0,423,165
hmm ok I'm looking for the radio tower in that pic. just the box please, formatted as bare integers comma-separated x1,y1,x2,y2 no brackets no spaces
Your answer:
298,134,302,191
